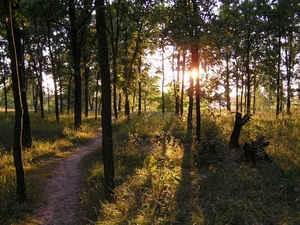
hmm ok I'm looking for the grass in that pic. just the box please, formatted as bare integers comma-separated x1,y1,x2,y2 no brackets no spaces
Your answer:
1,110,299,224
79,111,300,224
0,111,100,225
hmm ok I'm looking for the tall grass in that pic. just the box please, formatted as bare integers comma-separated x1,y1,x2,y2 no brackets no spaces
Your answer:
80,111,300,224
0,112,99,225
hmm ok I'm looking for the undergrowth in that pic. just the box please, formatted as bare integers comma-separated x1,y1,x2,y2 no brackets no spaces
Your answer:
80,111,300,224
0,112,99,225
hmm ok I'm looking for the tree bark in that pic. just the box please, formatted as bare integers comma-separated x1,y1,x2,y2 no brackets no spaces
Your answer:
225,54,231,112
229,112,251,148
3,0,26,203
161,46,165,113
180,51,185,116
175,52,180,115
84,56,90,118
69,0,82,130
47,20,59,123
192,47,200,142
96,0,115,202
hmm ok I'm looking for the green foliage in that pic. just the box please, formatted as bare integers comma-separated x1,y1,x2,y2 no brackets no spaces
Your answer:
0,112,99,225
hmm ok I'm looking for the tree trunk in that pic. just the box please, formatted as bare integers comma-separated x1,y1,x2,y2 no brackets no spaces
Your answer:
175,52,180,115
95,72,100,120
235,59,239,112
246,33,251,115
240,74,244,113
118,92,121,112
276,35,282,116
3,74,8,113
138,56,142,116
225,54,231,112
192,47,200,142
285,35,292,115
180,51,185,116
1,58,8,113
47,82,51,113
125,93,130,119
69,0,82,130
3,0,26,203
229,112,251,148
132,89,136,112
138,81,142,116
161,46,165,113
84,56,89,118
59,75,63,114
96,0,115,202
47,20,59,123
67,75,72,114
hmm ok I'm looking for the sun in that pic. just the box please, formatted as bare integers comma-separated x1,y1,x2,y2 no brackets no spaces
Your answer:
190,68,199,80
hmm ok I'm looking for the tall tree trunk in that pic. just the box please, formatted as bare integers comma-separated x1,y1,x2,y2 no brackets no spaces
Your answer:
285,35,292,115
235,58,239,112
3,0,26,203
192,47,200,142
47,82,51,113
138,56,142,116
161,46,165,113
2,74,8,113
1,56,8,113
175,52,180,115
132,89,136,112
253,72,257,115
67,75,71,114
96,0,115,202
276,34,282,116
84,56,89,118
240,74,244,113
69,0,82,130
47,20,59,123
59,76,63,114
180,51,185,116
125,93,130,119
246,31,251,114
138,81,142,116
225,54,231,112
118,92,121,111
37,49,45,118
17,29,32,148
113,69,118,119
95,72,100,120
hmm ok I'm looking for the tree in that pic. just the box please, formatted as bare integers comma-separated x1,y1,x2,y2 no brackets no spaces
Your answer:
3,0,26,203
96,0,115,202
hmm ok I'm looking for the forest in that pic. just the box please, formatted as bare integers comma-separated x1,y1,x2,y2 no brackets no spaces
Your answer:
0,0,300,224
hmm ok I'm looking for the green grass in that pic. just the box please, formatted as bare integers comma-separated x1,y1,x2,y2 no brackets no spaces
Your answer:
80,111,300,224
0,111,100,225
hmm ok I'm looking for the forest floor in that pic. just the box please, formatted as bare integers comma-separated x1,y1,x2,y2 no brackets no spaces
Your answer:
30,127,102,225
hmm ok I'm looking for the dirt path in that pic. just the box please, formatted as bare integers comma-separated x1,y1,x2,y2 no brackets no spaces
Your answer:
31,127,102,225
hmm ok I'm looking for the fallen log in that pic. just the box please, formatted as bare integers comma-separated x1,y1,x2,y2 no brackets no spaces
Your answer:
243,136,272,164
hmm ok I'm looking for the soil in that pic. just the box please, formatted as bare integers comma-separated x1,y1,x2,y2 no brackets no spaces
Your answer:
31,127,102,225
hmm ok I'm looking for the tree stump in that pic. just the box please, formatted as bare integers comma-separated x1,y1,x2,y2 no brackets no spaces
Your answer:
229,112,251,148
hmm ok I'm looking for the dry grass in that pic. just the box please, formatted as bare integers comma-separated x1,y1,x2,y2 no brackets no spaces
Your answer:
80,111,300,224
0,112,99,225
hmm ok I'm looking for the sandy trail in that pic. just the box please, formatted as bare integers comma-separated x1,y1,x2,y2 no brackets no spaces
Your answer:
32,127,102,225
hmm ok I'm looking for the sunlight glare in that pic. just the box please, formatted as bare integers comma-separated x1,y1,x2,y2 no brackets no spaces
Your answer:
191,68,199,80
